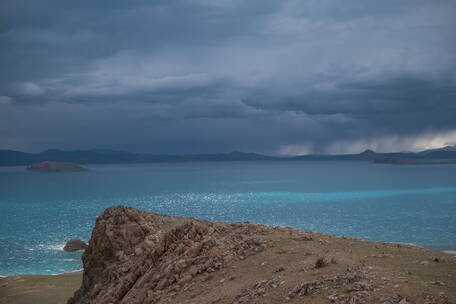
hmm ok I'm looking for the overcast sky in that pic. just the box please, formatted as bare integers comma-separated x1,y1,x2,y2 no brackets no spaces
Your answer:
1,0,456,154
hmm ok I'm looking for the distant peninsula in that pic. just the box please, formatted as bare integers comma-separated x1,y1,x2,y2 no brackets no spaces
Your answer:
1,145,455,166
360,149,456,165
26,161,87,172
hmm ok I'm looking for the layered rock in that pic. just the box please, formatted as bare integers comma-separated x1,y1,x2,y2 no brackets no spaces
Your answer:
68,206,270,304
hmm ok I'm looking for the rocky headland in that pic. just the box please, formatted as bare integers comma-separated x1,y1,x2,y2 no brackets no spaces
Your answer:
1,206,455,304
60,206,456,304
26,161,87,172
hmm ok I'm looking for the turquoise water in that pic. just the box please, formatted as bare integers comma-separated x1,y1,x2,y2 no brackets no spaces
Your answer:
1,161,456,275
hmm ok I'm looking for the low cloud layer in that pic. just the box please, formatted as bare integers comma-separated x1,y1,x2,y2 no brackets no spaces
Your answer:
1,0,456,154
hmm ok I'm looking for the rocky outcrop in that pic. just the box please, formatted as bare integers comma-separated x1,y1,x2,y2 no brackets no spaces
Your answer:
67,206,456,304
26,161,87,172
64,239,88,252
68,206,270,304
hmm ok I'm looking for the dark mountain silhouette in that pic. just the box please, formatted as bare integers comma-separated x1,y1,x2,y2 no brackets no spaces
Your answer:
1,146,456,166
0,149,278,166
358,149,456,165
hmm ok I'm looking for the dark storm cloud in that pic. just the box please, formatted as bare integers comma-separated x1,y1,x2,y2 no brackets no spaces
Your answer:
1,0,456,154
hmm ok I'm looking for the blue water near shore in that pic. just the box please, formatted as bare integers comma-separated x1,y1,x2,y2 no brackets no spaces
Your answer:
1,160,456,275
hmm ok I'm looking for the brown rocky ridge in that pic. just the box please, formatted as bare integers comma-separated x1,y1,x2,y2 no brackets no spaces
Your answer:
67,206,456,304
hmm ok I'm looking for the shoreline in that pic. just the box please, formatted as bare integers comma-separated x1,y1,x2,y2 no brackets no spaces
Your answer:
0,269,83,278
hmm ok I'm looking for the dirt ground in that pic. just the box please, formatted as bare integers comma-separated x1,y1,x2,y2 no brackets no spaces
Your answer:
0,272,81,304
169,231,456,304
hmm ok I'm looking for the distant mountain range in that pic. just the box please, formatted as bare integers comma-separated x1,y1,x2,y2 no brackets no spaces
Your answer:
1,146,456,166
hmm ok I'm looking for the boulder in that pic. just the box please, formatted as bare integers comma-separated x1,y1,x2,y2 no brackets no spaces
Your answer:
64,239,88,252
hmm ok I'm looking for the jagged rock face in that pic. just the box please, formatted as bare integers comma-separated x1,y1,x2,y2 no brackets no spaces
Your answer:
68,206,269,304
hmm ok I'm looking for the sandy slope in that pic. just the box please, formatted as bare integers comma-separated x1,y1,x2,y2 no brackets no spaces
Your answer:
0,273,81,304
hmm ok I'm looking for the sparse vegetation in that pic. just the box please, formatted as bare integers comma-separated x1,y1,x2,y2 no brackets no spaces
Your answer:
315,257,327,268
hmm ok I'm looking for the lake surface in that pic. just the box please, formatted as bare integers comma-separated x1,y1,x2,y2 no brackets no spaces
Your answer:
1,161,456,275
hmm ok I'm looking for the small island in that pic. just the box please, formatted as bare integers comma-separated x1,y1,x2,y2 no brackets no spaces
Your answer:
26,161,87,172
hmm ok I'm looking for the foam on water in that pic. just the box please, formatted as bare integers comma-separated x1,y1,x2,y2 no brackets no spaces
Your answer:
36,243,66,251
49,268,83,276
56,258,79,262
46,244,66,251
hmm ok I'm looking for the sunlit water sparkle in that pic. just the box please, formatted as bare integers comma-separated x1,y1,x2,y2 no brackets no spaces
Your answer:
1,161,455,275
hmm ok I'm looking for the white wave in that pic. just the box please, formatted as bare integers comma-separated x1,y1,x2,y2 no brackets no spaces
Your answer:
26,243,68,251
41,243,66,251
68,268,83,273
50,268,83,276
59,258,79,262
